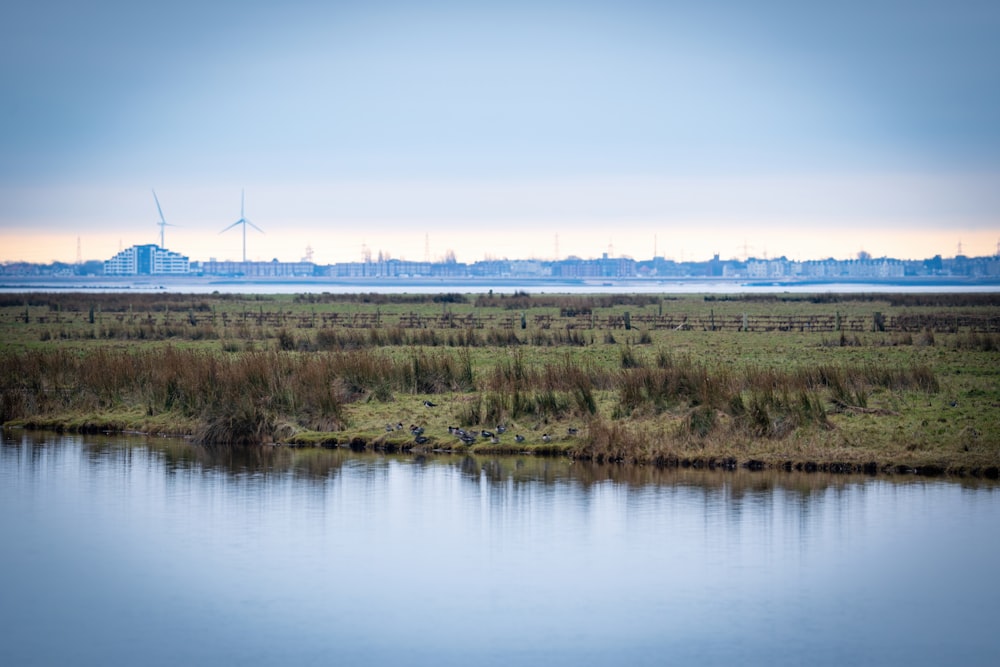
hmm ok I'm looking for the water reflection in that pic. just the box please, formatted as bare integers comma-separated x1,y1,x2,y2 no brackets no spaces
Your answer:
3,429,997,503
2,431,998,667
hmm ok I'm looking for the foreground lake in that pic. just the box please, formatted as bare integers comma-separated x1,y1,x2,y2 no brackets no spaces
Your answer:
2,432,998,666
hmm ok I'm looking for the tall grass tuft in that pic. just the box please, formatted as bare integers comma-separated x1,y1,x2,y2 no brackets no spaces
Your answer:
576,417,662,463
0,347,352,443
954,332,999,351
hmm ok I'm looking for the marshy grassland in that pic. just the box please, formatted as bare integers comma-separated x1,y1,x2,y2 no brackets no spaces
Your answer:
1,290,998,476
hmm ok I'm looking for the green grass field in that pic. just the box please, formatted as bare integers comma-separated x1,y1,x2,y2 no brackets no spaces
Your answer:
2,291,998,475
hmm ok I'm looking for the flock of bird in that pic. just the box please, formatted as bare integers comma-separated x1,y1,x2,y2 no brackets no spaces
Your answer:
382,401,580,448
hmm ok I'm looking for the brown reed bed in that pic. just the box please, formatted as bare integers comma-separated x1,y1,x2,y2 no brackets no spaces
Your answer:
1,345,950,460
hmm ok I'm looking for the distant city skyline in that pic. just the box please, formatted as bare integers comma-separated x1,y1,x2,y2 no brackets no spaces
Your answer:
2,1,998,265
5,225,997,269
1,216,996,267
13,237,996,284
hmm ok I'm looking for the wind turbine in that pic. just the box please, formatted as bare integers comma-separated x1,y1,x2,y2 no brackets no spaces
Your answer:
152,189,176,248
220,189,264,262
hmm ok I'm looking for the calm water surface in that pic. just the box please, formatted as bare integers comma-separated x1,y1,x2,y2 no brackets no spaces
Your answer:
2,432,998,666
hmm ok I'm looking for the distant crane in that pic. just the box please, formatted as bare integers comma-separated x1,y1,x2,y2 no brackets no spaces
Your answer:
736,240,761,262
152,189,177,248
220,189,263,262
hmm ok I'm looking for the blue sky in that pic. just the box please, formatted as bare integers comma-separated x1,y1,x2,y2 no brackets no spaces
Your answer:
1,0,998,264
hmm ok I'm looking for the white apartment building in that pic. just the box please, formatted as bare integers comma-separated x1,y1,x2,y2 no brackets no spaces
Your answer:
104,244,190,275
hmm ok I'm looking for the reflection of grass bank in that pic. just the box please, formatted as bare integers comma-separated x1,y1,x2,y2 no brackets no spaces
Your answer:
2,292,999,476
44,432,994,492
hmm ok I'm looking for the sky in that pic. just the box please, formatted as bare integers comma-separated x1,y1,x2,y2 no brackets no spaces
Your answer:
1,0,998,265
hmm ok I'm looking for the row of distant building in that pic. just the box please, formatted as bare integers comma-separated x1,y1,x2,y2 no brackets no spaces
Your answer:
3,243,999,281
106,243,1000,280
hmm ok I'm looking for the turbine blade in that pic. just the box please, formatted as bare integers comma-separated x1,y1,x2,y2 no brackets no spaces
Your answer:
152,189,166,223
241,189,245,219
246,219,264,233
220,220,243,233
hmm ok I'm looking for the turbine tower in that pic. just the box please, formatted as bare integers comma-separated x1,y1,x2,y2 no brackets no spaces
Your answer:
152,189,176,248
220,189,264,262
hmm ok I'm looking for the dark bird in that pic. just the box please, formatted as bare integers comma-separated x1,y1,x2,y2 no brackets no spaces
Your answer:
542,433,551,443
567,427,578,436
496,424,506,434
414,435,429,445
423,400,437,408
481,430,494,439
515,434,525,443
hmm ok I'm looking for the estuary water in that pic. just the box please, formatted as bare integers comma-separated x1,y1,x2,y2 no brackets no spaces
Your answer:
1,432,998,666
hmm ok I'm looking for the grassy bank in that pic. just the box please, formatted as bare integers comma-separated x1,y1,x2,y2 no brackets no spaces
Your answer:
2,292,998,476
